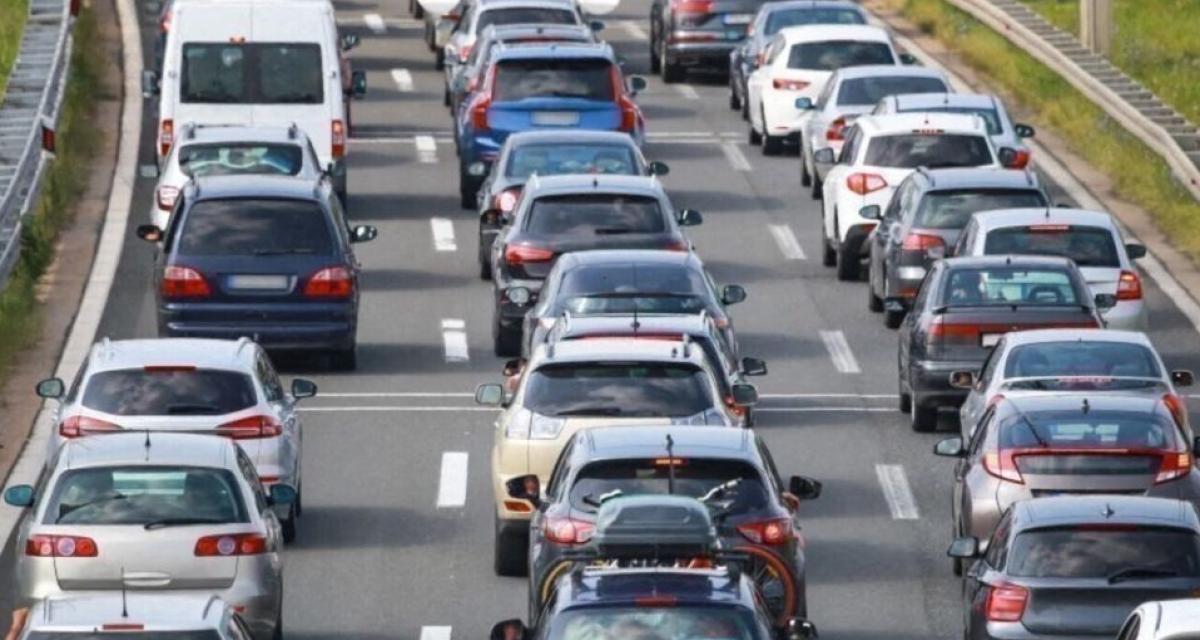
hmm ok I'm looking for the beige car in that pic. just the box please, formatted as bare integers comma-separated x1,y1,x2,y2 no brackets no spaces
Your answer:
474,337,756,576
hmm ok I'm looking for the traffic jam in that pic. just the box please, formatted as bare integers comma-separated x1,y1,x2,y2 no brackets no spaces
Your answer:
2,0,1199,637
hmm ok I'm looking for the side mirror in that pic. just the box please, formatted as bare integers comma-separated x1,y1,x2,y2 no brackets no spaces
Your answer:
352,225,378,243
628,75,647,95
677,209,702,226
859,205,882,220
813,148,835,165
933,436,965,458
1094,293,1117,310
136,224,163,243
1125,243,1147,260
1172,370,1195,387
267,483,297,507
291,378,318,399
794,97,814,110
468,161,489,177
341,34,361,51
948,370,975,390
3,485,34,508
898,52,918,65
590,19,605,32
490,619,529,640
721,284,746,305
36,377,65,399
998,147,1020,169
141,70,159,98
505,475,540,506
780,618,819,640
947,536,980,559
1013,123,1035,139
648,160,670,176
505,286,532,306
351,70,367,99
741,357,767,377
475,383,506,407
731,383,758,407
788,476,821,500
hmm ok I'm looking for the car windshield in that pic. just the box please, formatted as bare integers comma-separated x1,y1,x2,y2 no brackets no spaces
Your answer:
787,41,894,70
178,143,304,178
569,459,770,514
914,189,1048,229
28,634,222,640
837,76,948,105
1004,341,1161,379
864,134,994,169
181,43,322,104
494,58,614,101
939,267,1080,307
526,195,666,235
547,606,761,640
178,198,334,256
982,225,1121,268
45,467,247,526
1007,527,1200,578
81,368,257,416
899,106,1003,135
523,363,713,417
506,143,638,178
765,8,866,34
478,7,577,30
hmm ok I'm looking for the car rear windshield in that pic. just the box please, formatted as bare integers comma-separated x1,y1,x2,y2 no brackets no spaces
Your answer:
837,76,947,105
765,8,866,34
982,225,1120,268
81,368,257,416
526,194,666,236
181,43,323,104
478,7,577,30
178,198,334,256
547,607,760,640
569,459,769,514
524,363,712,417
494,58,614,102
914,189,1047,229
787,41,894,70
506,143,638,178
561,264,709,298
864,134,994,169
1004,341,1161,379
1007,527,1200,578
178,143,303,178
999,410,1181,452
45,467,248,526
940,267,1080,307
899,106,1002,135
28,634,222,640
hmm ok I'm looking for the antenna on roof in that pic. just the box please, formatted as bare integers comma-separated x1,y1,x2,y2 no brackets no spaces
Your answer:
120,567,129,618
665,434,676,495
942,93,949,105
592,176,598,189
631,263,641,332
1045,206,1051,219
1081,398,1090,414
143,430,151,461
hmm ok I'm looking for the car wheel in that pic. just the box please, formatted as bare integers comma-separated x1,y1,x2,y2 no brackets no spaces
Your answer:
493,321,521,357
459,167,478,209
281,507,297,544
740,94,749,120
821,237,835,267
800,149,812,187
494,516,529,576
835,239,859,281
294,482,303,517
662,59,683,83
729,88,740,111
748,121,762,145
810,169,822,199
435,48,445,71
330,345,358,371
479,255,492,280
910,393,937,433
884,308,904,329
443,86,451,107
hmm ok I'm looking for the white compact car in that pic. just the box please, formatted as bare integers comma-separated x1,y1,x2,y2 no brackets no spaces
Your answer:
14,593,256,639
1120,600,1200,640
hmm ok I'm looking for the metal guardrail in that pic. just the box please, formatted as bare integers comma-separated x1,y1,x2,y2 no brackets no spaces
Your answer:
0,0,74,287
942,0,1200,202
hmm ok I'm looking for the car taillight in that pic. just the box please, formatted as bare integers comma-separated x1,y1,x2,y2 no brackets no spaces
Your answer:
303,266,355,299
26,534,99,558
901,232,945,258
609,65,639,134
826,117,846,142
846,173,887,195
773,79,810,91
493,188,521,214
1156,451,1192,484
156,186,179,212
159,119,174,156
929,318,979,346
544,517,595,545
158,9,171,33
504,244,554,265
470,91,492,131
736,517,793,545
985,583,1028,622
215,415,283,439
59,415,122,438
195,533,268,557
161,265,211,299
663,239,690,252
1163,392,1187,428
1007,148,1031,169
331,120,346,159
983,451,1024,484
725,395,747,418
1117,270,1142,300
670,0,713,13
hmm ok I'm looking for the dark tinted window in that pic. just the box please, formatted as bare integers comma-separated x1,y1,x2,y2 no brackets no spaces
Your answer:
81,369,257,416
478,7,577,30
982,225,1120,268
29,634,222,640
788,41,894,70
45,467,247,525
178,143,303,178
524,363,713,417
1007,527,1200,578
1004,341,1161,379
837,75,947,105
568,459,769,513
547,607,761,640
179,199,334,256
899,106,1002,135
939,267,1080,307
506,143,638,178
526,195,665,235
999,410,1180,450
181,43,322,104
557,264,710,313
494,58,614,101
913,189,1047,229
765,8,866,34
864,134,993,169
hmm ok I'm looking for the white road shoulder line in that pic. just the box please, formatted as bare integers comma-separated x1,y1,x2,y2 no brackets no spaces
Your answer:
299,405,893,413
875,464,920,520
436,453,469,508
430,218,457,252
421,626,453,640
312,391,896,399
768,224,805,260
674,84,700,100
720,141,752,172
442,318,469,362
363,13,387,34
819,330,860,374
620,20,648,40
415,135,438,164
391,68,414,92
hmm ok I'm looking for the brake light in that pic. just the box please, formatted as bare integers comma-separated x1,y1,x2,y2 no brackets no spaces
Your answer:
985,583,1028,622
331,120,346,159
303,266,355,299
610,65,639,134
983,451,1023,484
725,395,747,418
504,244,554,265
670,0,713,13
825,117,846,142
161,266,210,298
215,415,283,439
846,173,887,195
470,92,492,131
635,595,679,607
1163,392,1187,428
773,79,810,91
156,186,179,212
664,239,689,252
25,535,99,558
1117,270,1142,301
1007,148,1031,169
901,232,945,258
159,119,174,156
544,516,595,544
195,533,268,557
1156,451,1192,484
494,188,521,213
59,415,122,439
736,517,793,545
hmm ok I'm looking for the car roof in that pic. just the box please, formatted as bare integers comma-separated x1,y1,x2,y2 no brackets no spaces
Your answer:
562,568,747,610
530,336,709,365
559,249,699,268
887,92,997,110
60,432,235,471
914,167,1040,191
188,174,325,201
1014,496,1200,531
775,24,890,44
525,174,665,198
941,254,1076,269
29,594,226,630
1002,392,1164,415
175,123,308,146
1001,328,1153,348
578,425,754,461
85,337,257,373
834,64,946,81
493,41,613,61
506,129,639,147
970,207,1116,229
855,112,988,136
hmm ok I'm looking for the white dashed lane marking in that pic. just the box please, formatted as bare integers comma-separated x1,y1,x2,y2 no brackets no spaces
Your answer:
674,84,699,100
768,224,805,260
391,68,414,92
363,13,386,33
819,330,860,374
430,218,457,252
441,318,469,362
620,20,648,40
876,464,920,520
415,135,438,163
720,141,752,172
436,453,469,508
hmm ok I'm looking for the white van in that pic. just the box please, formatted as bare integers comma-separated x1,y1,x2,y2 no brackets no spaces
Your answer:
143,0,365,200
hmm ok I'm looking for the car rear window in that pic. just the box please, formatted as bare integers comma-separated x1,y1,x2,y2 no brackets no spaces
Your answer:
899,106,1002,135
547,607,758,640
478,7,577,30
914,189,1048,229
526,194,666,235
982,225,1121,268
178,198,334,256
506,143,638,178
765,8,866,34
494,58,614,102
45,467,248,526
1004,341,1161,379
81,369,257,416
864,134,994,169
999,410,1180,452
178,143,304,178
28,634,222,640
1007,527,1200,578
524,363,713,417
181,43,323,104
940,267,1080,307
787,41,894,70
837,75,948,105
561,264,709,298
568,459,769,514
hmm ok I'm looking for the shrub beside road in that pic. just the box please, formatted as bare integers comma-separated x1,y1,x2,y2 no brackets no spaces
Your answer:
0,0,30,100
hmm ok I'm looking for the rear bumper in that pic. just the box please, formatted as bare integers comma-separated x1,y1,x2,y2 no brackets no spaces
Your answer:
910,359,976,407
159,302,356,351
1100,298,1148,331
665,41,738,68
975,620,1111,640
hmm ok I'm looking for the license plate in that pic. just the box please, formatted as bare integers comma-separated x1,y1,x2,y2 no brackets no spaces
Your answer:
980,333,1001,348
228,274,290,290
532,111,579,126
723,13,752,24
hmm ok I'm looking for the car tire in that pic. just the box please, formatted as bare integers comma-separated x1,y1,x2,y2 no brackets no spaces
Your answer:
435,48,445,71
835,239,859,281
810,170,822,199
868,282,883,312
330,345,358,371
740,94,749,121
649,33,661,73
729,89,740,111
443,87,451,107
662,59,683,83
460,167,478,209
281,507,297,544
748,122,762,146
494,516,528,577
479,255,492,280
821,237,835,267
800,150,812,187
494,321,521,357
884,308,904,329
910,394,937,433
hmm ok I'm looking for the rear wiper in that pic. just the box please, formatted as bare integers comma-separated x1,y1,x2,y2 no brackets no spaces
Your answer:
1107,566,1180,584
252,248,315,255
582,488,623,507
554,406,624,416
593,227,637,235
1019,414,1049,448
144,517,229,531
166,403,221,415
57,494,127,522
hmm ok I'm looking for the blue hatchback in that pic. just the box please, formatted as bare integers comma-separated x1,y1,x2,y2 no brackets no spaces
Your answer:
456,41,647,208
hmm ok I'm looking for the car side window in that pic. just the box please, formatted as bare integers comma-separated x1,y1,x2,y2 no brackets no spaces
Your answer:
911,267,936,312
163,194,187,247
978,340,1003,386
955,220,975,256
968,408,994,456
838,127,861,164
545,440,575,500
306,139,323,171
327,194,352,245
65,363,87,402
256,351,285,402
764,37,783,65
755,437,785,496
884,179,911,221
235,449,269,513
985,510,1012,569
815,77,835,109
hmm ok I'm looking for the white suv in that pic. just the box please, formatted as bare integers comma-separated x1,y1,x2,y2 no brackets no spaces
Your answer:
818,112,1004,280
1120,600,1200,640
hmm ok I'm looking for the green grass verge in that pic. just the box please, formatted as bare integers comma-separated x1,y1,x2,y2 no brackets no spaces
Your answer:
0,0,30,100
892,0,1200,260
0,7,100,377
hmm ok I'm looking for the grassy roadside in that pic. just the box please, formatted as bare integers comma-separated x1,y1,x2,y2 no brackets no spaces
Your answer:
886,0,1200,260
0,0,30,100
0,7,100,379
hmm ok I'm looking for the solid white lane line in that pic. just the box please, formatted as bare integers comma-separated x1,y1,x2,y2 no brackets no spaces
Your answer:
415,135,438,164
757,407,894,413
442,318,469,362
875,464,920,520
768,224,806,260
620,20,648,40
312,391,895,399
762,393,894,399
720,141,752,172
363,13,387,33
300,405,894,413
674,84,700,100
819,330,861,374
436,453,469,508
430,218,457,252
391,68,414,92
